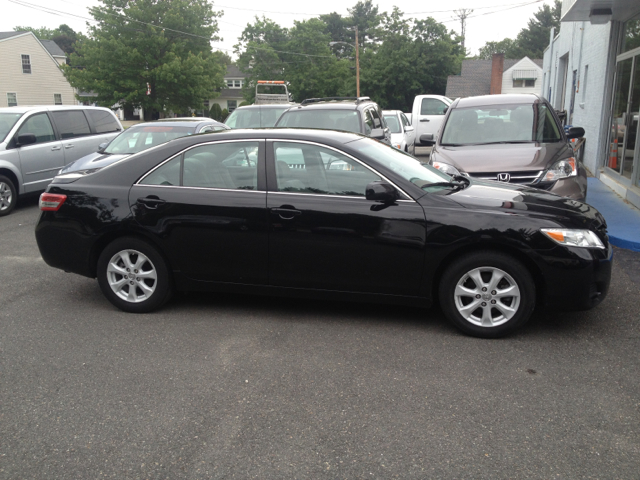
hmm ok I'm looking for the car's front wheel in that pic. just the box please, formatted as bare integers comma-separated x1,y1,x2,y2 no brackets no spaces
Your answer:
0,175,17,217
439,251,536,338
97,237,172,313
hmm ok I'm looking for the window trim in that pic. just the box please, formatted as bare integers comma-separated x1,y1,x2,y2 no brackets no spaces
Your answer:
136,139,265,191
7,92,18,107
21,54,31,74
268,139,414,202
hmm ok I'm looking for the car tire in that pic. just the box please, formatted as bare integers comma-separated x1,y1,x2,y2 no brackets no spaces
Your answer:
439,251,536,338
97,237,172,313
0,175,17,217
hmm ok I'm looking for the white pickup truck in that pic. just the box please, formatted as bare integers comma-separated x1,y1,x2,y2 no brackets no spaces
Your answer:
411,95,453,147
254,80,291,105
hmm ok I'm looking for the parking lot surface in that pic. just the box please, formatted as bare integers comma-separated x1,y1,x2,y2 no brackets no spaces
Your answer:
1,194,639,479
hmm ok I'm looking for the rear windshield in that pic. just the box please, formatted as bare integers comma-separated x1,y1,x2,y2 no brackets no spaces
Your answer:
383,115,402,133
276,109,361,133
0,112,25,142
440,103,562,146
105,126,194,154
225,106,290,128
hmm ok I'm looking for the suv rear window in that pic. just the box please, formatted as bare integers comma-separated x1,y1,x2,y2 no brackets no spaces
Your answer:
87,110,121,133
277,109,361,133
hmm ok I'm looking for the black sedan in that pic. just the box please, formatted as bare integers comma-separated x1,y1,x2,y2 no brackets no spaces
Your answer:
35,129,612,338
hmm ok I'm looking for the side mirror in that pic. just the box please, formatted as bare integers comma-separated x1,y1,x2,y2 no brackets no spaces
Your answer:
404,125,414,133
371,128,386,140
97,142,108,153
366,181,399,203
420,133,435,147
566,126,585,139
16,133,37,147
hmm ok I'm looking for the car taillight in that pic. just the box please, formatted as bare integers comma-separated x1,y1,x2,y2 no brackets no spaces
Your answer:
39,193,67,211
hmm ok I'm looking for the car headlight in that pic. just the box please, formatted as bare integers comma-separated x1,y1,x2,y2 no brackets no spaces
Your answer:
541,228,604,248
431,161,461,176
543,157,577,181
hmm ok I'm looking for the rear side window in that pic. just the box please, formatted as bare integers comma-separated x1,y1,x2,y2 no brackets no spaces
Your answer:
87,110,120,133
421,98,448,115
52,111,91,139
370,108,382,128
17,113,56,144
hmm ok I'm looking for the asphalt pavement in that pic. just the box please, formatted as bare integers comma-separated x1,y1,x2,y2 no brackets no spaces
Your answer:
1,192,639,479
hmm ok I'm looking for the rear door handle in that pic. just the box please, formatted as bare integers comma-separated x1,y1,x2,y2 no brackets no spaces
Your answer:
137,196,166,209
420,118,430,122
64,144,74,149
270,207,301,219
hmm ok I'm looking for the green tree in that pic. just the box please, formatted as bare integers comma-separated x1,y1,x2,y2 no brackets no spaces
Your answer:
209,103,223,121
477,38,523,60
64,0,226,121
14,24,85,57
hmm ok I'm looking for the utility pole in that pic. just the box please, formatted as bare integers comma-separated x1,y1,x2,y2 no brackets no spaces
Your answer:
453,8,473,54
355,25,360,97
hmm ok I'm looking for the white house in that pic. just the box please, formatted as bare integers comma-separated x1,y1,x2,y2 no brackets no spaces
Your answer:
542,0,640,209
207,64,245,113
0,31,76,108
501,57,544,94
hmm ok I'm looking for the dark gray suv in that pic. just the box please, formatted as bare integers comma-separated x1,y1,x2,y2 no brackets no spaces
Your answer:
275,97,391,145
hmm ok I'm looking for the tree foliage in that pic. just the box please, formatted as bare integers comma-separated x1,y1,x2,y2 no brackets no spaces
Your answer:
14,24,85,57
234,2,462,111
477,0,561,59
63,0,227,120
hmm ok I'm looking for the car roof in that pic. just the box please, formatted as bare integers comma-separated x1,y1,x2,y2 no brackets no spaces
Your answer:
0,105,115,114
455,94,541,109
167,128,364,146
233,104,297,111
284,102,364,111
128,119,226,129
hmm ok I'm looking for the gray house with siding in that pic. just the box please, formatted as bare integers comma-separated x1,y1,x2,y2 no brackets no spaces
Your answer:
0,31,76,108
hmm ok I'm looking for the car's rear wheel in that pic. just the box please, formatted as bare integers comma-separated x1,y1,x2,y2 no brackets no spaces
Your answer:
0,175,17,217
439,251,535,338
97,237,172,313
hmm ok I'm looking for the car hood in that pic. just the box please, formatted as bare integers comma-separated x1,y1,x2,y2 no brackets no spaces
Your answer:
59,152,130,174
433,142,571,173
390,133,404,144
428,179,606,230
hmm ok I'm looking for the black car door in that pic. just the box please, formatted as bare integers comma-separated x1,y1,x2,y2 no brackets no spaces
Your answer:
129,139,269,284
266,140,426,296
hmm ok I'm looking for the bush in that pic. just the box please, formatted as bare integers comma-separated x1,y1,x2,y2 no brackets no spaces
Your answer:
239,101,250,107
220,108,229,122
209,103,223,121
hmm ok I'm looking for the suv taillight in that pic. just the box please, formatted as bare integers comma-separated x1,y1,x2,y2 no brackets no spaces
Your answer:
39,193,67,211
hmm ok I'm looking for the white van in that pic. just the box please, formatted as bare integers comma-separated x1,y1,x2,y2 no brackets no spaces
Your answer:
0,105,122,216
411,95,453,148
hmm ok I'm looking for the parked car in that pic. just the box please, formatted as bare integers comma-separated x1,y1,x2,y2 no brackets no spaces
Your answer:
383,110,415,155
0,105,122,216
275,97,391,145
59,118,229,174
411,95,453,148
225,104,293,129
36,128,611,338
424,94,588,201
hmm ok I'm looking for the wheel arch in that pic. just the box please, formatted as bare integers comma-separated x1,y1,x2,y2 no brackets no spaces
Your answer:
0,166,21,195
430,242,546,306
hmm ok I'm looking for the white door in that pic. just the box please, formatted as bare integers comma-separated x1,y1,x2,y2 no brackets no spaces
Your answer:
16,113,65,193
415,97,450,143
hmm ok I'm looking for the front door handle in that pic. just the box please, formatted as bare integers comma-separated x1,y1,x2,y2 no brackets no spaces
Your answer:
51,145,61,151
64,144,74,149
420,118,430,122
270,207,301,220
137,196,166,209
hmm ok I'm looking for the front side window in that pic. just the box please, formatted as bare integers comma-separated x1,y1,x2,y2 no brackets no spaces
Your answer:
440,103,562,146
105,126,193,154
21,55,31,74
273,142,380,196
363,110,374,134
0,112,24,142
51,111,91,139
420,98,447,115
370,108,382,128
17,113,56,144
7,93,17,107
54,94,62,105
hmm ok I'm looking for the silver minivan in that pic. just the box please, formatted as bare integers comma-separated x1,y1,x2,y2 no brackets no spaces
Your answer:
0,105,122,215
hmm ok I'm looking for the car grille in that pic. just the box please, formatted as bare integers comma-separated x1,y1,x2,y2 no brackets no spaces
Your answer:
469,170,543,185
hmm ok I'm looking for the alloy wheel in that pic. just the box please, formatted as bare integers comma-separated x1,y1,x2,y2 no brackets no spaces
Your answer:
0,181,13,211
106,249,158,303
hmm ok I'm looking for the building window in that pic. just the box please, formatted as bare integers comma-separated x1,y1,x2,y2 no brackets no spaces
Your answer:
226,80,234,88
525,79,535,87
227,100,237,112
513,79,535,88
582,65,589,100
21,54,31,74
7,93,17,107
54,94,62,105
234,80,242,88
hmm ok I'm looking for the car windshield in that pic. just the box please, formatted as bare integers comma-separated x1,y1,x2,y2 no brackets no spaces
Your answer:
349,138,451,189
105,126,194,154
225,106,290,128
276,109,361,133
0,112,25,142
383,115,402,133
440,103,562,146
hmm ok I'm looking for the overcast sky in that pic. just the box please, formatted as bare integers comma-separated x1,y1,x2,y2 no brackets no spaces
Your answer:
1,0,556,57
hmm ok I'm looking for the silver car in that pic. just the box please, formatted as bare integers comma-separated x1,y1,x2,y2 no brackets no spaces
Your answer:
0,105,123,215
383,110,415,155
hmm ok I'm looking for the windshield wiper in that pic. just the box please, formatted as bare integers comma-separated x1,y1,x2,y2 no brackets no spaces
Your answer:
421,175,470,191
